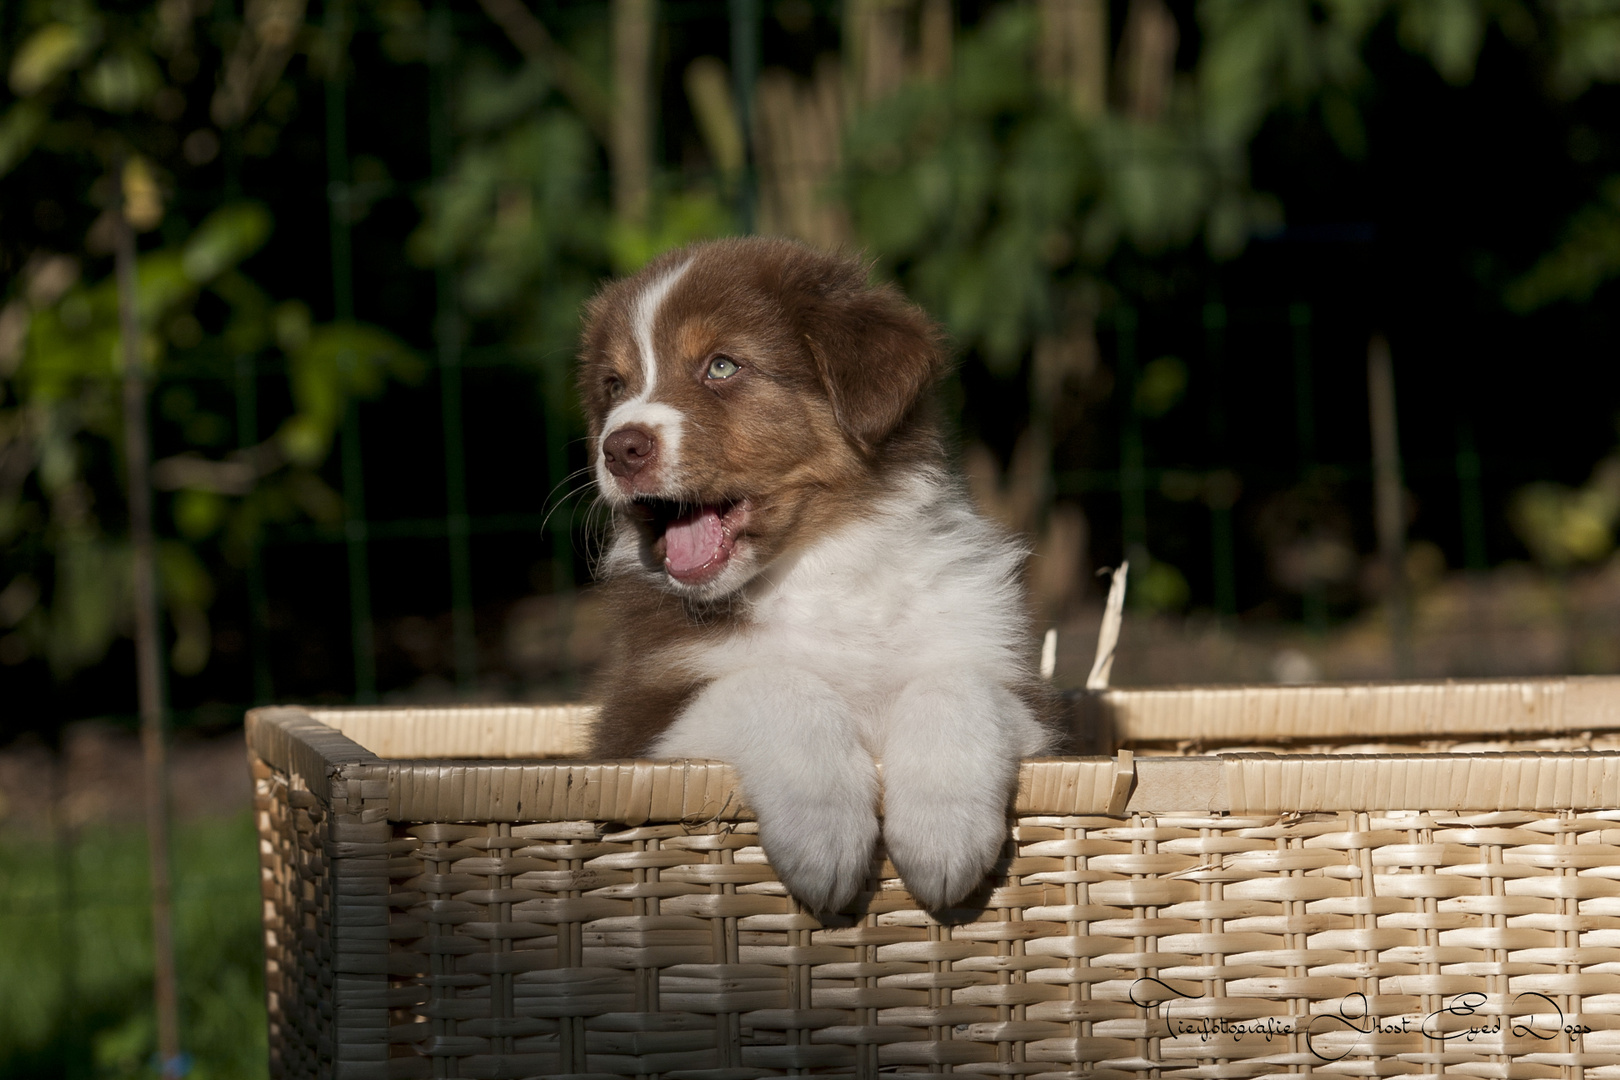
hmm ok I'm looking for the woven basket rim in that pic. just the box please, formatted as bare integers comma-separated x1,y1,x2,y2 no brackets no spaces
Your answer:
246,676,1620,821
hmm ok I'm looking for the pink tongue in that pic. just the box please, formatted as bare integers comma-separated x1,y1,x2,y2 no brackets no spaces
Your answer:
664,507,727,575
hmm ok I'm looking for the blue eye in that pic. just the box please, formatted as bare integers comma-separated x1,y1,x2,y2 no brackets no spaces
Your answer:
706,356,740,380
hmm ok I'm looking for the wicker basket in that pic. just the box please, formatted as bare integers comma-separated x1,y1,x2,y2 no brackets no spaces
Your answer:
248,677,1620,1079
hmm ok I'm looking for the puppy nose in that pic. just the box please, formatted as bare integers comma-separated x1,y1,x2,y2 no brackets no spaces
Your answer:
603,426,656,478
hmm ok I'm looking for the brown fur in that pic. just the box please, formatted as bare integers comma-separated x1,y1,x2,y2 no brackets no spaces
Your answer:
580,239,992,757
588,577,732,756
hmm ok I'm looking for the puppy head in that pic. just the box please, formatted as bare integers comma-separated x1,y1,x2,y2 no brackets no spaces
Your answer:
578,237,945,600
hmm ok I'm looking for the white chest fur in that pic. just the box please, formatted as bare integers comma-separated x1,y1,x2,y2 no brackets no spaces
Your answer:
654,472,1041,745
643,471,1052,912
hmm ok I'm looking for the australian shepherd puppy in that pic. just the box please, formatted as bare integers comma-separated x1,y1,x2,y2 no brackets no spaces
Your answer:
580,237,1058,912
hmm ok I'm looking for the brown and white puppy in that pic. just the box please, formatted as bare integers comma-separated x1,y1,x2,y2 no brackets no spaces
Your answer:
580,237,1056,912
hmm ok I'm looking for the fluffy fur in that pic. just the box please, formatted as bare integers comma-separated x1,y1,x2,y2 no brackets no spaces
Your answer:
580,237,1058,912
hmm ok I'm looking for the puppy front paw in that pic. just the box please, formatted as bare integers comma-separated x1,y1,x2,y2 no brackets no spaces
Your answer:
654,667,882,913
883,794,1010,911
757,798,880,913
879,675,1030,910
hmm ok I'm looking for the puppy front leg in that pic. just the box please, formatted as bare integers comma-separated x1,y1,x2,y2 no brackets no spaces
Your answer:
880,673,1043,910
652,668,879,913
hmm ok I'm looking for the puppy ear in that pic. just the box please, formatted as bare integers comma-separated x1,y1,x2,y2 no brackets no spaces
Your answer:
803,281,945,454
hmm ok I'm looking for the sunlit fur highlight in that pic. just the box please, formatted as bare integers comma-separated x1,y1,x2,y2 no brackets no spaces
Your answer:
578,237,1060,912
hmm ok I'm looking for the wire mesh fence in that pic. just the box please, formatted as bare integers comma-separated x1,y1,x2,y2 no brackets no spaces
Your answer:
193,294,1521,709
9,0,1618,729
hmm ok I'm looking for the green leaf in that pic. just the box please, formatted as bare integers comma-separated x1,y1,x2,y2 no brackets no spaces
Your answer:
1511,482,1615,567
1319,88,1367,160
951,6,1038,116
182,203,273,283
174,488,227,540
44,533,124,678
132,251,194,324
275,414,329,466
606,191,736,274
0,101,47,178
81,46,163,112
159,541,214,675
8,22,98,96
278,322,421,464
1549,10,1620,96
158,540,215,608
1504,177,1620,311
1136,356,1189,416
459,57,555,133
1134,558,1191,612
22,302,122,399
1396,0,1484,86
1102,121,1209,253
211,271,275,355
1199,0,1317,148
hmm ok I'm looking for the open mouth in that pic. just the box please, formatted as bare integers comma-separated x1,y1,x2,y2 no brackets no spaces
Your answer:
632,497,750,585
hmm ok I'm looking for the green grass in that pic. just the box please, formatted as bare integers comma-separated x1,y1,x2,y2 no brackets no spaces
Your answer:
0,811,268,1079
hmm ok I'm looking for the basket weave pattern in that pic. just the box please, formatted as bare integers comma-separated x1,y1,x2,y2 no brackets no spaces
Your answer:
255,756,344,1078
249,682,1620,1078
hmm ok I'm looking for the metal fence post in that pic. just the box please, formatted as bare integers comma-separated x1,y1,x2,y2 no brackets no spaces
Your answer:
1291,301,1326,633
1204,300,1236,618
1456,419,1488,573
1116,307,1147,567
730,0,761,231
235,352,273,703
325,0,376,702
431,0,478,692
542,354,578,685
1456,417,1490,672
1290,302,1316,467
1369,334,1411,675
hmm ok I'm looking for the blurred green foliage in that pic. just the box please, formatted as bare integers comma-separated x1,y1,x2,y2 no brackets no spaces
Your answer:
0,811,266,1079
0,0,1618,1066
1135,356,1188,418
1511,451,1620,570
5,0,1620,689
844,0,1620,595
846,0,1620,370
410,37,736,355
412,65,609,345
0,0,417,688
1507,176,1620,312
3,0,1620,1072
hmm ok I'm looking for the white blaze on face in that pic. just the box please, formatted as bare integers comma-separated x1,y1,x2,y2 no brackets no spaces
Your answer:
596,257,695,500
